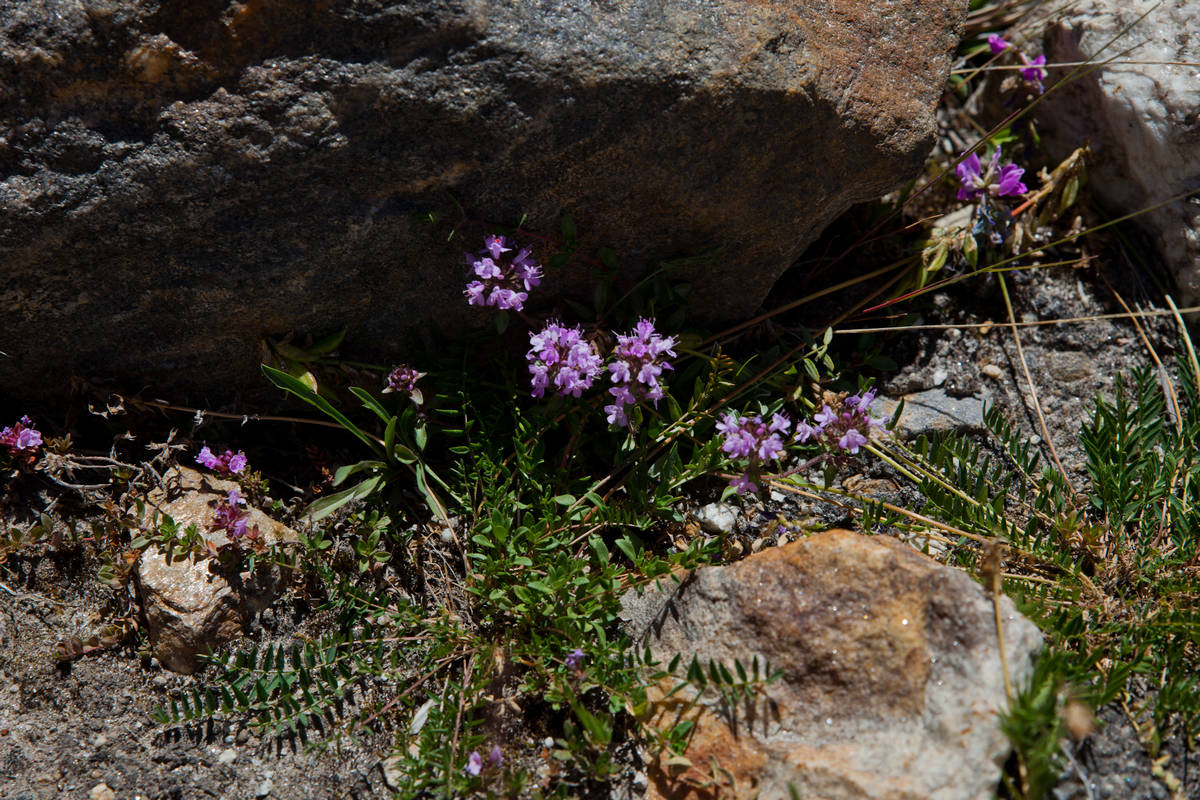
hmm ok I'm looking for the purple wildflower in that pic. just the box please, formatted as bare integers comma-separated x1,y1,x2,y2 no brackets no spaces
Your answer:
488,745,504,769
987,34,1010,54
196,446,249,476
716,411,791,494
1,416,43,468
956,148,1027,203
527,322,604,399
797,388,886,456
565,647,586,671
383,364,426,405
210,489,251,539
605,318,678,426
464,235,542,312
465,751,484,777
1019,53,1047,89
1,416,42,452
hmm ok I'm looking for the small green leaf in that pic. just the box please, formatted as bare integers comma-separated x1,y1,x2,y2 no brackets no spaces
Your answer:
561,213,577,243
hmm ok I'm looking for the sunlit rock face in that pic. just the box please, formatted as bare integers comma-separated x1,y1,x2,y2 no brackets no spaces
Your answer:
1,0,964,405
622,529,1043,800
1037,1,1200,305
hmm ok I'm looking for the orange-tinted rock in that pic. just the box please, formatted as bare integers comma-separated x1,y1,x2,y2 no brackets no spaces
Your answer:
622,530,1042,800
135,467,297,674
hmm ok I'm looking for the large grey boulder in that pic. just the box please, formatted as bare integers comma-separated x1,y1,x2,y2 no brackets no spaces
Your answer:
1037,1,1200,303
1,0,965,405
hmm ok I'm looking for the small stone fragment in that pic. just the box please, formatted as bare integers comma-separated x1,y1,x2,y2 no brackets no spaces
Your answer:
89,784,115,800
695,503,737,535
218,748,237,765
982,364,1004,380
876,388,985,438
255,778,273,797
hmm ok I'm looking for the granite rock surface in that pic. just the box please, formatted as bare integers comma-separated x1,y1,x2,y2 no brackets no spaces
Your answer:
1,0,965,405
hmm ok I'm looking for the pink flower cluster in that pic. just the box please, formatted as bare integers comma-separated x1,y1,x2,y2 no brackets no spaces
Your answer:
716,411,792,494
196,446,248,475
986,33,1047,92
604,319,678,426
464,235,542,312
796,388,886,455
527,322,604,398
210,489,252,539
1,416,42,452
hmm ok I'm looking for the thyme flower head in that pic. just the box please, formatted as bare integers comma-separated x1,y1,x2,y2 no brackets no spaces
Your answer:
527,321,603,399
605,318,678,426
464,234,542,312
716,411,792,494
797,387,886,455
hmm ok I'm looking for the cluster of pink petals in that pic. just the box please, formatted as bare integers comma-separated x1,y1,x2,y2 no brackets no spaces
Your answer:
956,148,1027,203
527,322,604,398
716,411,792,494
210,489,251,539
196,446,248,475
464,235,542,312
1,416,42,452
605,318,678,426
796,388,886,455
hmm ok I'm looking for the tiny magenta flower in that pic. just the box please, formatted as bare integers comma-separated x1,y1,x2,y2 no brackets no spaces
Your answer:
210,489,251,539
957,149,1027,202
1019,52,1047,87
488,745,503,769
196,446,249,475
565,647,585,671
465,751,484,776
1,416,43,452
987,33,1010,54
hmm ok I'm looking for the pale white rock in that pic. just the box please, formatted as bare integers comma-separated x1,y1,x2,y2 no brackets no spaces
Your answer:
135,466,299,673
622,530,1042,800
89,784,116,800
1038,0,1200,303
694,502,737,536
218,748,238,765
